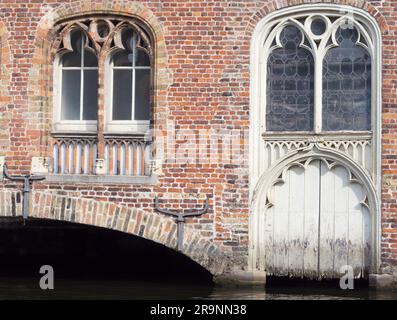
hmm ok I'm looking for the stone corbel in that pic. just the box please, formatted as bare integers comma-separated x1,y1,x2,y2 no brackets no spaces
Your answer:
95,159,106,175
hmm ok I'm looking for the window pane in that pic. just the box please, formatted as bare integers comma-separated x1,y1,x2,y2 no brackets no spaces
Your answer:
62,51,81,67
266,25,314,131
113,51,133,67
113,69,132,120
323,27,371,131
122,30,136,52
311,18,326,36
136,49,150,67
62,30,83,67
135,69,151,120
84,50,98,67
83,70,98,120
61,70,81,120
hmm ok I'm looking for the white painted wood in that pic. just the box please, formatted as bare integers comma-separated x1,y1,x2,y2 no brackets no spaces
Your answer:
288,166,305,278
264,159,371,279
319,161,335,278
302,160,320,278
272,178,289,276
348,179,365,278
264,188,275,275
332,165,349,277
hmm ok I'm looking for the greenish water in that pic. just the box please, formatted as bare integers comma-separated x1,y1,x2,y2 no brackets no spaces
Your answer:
0,276,396,300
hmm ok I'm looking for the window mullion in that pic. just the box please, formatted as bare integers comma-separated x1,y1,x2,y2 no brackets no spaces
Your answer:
131,36,136,121
314,51,323,133
80,39,85,121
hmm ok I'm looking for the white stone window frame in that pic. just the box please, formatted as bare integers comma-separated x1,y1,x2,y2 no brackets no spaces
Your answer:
250,4,382,183
261,9,374,135
249,4,383,272
104,31,151,135
53,29,98,134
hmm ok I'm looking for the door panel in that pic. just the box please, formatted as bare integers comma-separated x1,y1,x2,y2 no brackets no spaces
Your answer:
264,160,370,279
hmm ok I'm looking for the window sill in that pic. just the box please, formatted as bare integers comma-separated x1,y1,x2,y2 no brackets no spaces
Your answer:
42,174,158,185
262,131,372,141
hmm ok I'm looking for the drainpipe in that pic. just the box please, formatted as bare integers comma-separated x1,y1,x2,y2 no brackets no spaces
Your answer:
3,164,45,221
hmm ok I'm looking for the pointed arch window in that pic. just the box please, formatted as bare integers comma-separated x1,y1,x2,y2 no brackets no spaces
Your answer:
110,28,151,122
263,15,374,133
266,25,314,131
58,29,98,125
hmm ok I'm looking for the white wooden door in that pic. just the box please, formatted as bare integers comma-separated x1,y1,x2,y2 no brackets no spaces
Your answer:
264,160,371,279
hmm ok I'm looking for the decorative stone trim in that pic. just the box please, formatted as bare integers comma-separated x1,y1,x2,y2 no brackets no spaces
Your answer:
28,0,172,171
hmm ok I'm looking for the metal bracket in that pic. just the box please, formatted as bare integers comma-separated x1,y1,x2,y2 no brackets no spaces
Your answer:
154,196,209,251
3,164,45,221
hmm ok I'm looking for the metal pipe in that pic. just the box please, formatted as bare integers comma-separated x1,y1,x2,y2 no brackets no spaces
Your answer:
154,196,209,251
3,164,45,220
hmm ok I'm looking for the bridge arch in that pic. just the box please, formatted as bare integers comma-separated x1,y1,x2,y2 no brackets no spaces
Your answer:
0,190,229,276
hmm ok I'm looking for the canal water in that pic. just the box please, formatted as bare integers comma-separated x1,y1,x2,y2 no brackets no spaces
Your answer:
0,276,397,300
0,219,396,300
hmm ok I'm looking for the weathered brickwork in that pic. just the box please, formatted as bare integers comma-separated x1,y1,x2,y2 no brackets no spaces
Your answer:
0,0,396,278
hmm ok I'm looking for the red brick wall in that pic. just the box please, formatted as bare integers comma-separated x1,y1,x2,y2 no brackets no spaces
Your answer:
0,0,395,274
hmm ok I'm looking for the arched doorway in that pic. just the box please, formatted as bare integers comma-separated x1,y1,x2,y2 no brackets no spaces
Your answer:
249,4,382,281
264,158,370,279
249,145,379,280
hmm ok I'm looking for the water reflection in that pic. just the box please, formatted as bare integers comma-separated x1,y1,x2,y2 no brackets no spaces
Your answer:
0,276,396,300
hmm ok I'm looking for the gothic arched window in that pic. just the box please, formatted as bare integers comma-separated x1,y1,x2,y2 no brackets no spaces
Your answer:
266,25,314,131
110,28,151,122
263,15,374,133
59,29,98,121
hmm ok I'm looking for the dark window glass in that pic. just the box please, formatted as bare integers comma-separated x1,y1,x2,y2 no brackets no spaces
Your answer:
136,49,150,67
62,30,83,67
83,70,98,120
84,50,98,67
266,25,314,131
311,19,326,36
60,30,98,121
61,70,81,120
113,69,133,120
113,51,133,67
322,27,371,131
112,29,151,121
135,69,151,120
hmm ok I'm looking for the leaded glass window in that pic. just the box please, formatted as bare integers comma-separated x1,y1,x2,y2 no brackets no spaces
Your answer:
266,26,314,131
264,15,373,133
323,27,371,131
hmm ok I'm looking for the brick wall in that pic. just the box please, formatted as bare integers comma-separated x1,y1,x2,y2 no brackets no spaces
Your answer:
0,0,396,275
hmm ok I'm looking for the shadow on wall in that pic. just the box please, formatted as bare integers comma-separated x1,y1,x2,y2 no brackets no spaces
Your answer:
0,217,213,284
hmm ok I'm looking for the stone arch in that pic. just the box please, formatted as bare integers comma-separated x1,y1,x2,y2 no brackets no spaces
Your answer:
0,189,228,276
249,144,380,274
244,0,388,39
27,0,172,157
